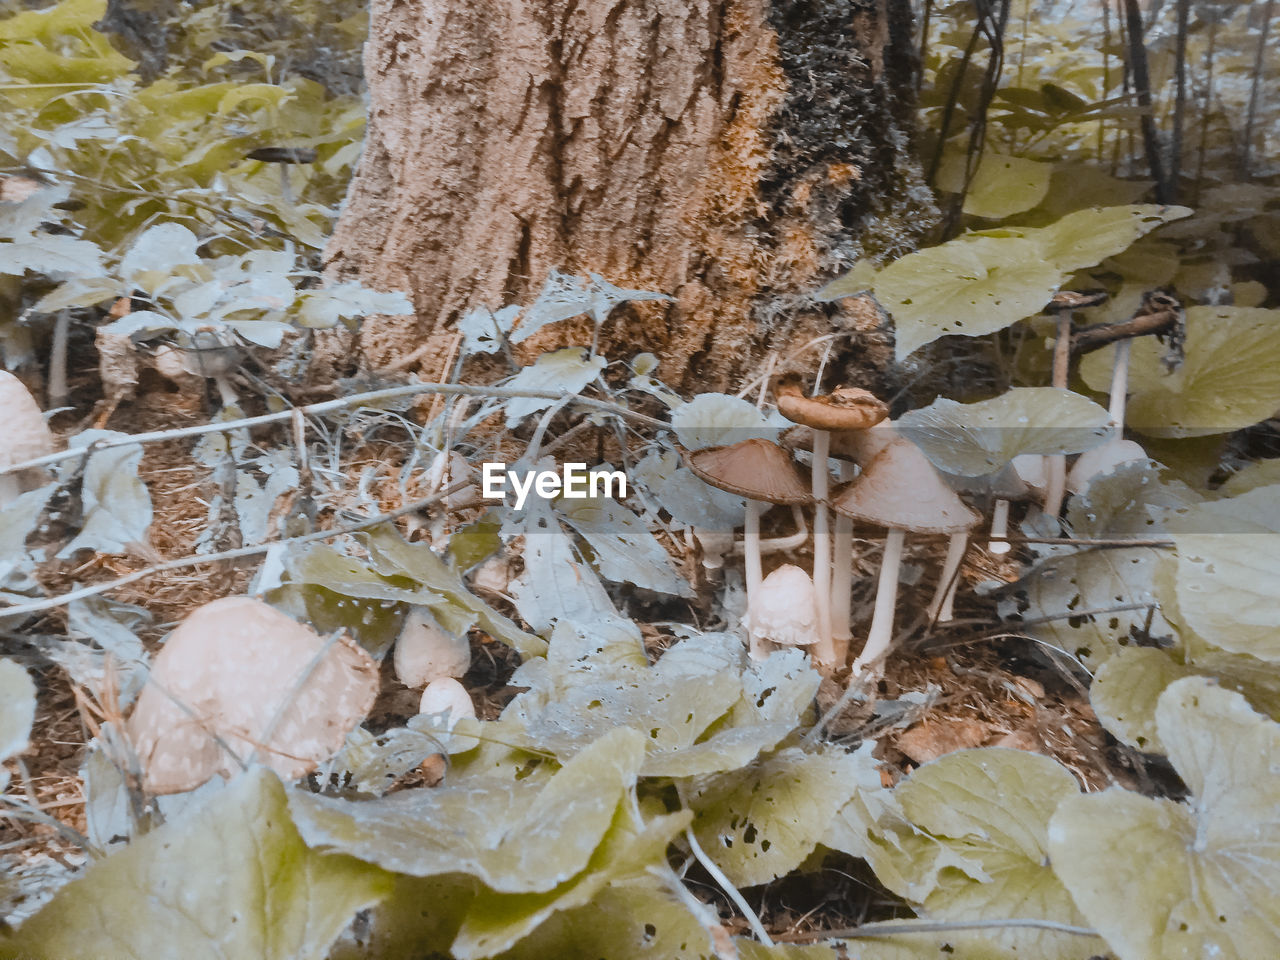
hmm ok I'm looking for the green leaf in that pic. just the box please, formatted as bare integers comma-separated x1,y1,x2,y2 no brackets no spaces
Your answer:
0,659,35,764
1049,678,1280,960
690,746,862,886
885,749,1103,960
493,880,713,960
898,388,1111,476
1221,459,1280,497
877,234,1060,360
668,392,783,450
558,494,693,597
1167,485,1280,662
1,769,390,960
1089,647,1190,751
360,524,545,657
117,222,201,288
448,508,503,571
816,259,879,301
503,348,607,426
288,728,645,892
452,806,691,959
1087,306,1280,438
56,430,153,558
1018,461,1199,667
936,150,1053,220
1030,204,1191,273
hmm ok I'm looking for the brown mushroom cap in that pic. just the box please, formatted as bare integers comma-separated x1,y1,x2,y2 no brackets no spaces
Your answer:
831,439,981,534
774,377,888,432
783,420,898,466
687,438,813,505
126,596,378,794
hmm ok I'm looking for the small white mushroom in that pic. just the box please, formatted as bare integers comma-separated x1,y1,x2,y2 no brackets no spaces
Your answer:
1066,439,1147,494
744,563,821,661
0,371,56,506
393,606,471,687
418,677,478,752
126,596,378,794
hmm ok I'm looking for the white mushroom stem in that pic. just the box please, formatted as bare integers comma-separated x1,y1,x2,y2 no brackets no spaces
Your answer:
808,430,835,668
851,527,904,676
928,532,968,623
1109,338,1131,428
831,461,857,659
988,498,1012,555
1043,312,1073,518
730,506,809,555
743,500,764,595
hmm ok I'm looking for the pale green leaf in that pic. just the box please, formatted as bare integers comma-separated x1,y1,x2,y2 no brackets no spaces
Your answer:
1168,485,1280,661
816,259,879,301
118,223,201,286
1,769,390,960
1096,306,1280,438
288,728,645,892
937,151,1053,220
0,659,35,763
887,749,1103,960
558,494,693,597
877,234,1060,359
1050,679,1280,960
1089,646,1191,751
1030,203,1191,273
669,392,782,450
690,746,862,886
503,348,607,426
56,430,153,558
898,388,1111,476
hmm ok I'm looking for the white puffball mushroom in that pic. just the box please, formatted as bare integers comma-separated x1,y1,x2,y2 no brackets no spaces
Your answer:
394,606,471,687
126,596,379,795
418,677,478,751
0,370,56,506
1066,439,1146,494
744,563,820,660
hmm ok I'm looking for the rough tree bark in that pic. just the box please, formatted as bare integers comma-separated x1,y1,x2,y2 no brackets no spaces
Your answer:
322,0,936,392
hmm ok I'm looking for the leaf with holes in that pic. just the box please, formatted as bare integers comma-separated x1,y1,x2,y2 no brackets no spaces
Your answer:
1050,679,1280,960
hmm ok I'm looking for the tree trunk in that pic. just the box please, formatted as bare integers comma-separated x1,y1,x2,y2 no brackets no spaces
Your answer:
322,0,935,392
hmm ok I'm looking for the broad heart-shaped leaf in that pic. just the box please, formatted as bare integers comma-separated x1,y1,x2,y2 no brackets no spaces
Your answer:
1166,485,1280,662
452,805,691,959
502,347,607,426
1050,679,1280,960
936,150,1052,220
56,430,153,558
0,659,35,764
842,925,1024,959
1080,306,1280,438
557,494,693,597
359,524,546,657
1091,642,1280,753
816,258,878,301
689,746,863,886
289,728,644,893
897,388,1111,476
739,942,837,959
1017,460,1199,668
1,769,390,960
884,749,1103,960
1028,203,1191,272
877,234,1060,360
